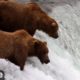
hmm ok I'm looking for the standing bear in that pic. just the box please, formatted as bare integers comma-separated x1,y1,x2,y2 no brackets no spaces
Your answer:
0,29,50,70
0,1,59,38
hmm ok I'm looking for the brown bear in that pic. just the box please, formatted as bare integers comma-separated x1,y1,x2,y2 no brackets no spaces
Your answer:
0,1,59,38
0,29,50,70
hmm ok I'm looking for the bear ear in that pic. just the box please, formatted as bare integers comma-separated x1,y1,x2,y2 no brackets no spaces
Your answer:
33,40,40,48
52,22,56,26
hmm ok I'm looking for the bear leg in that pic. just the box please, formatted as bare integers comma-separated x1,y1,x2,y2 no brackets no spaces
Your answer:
15,55,27,70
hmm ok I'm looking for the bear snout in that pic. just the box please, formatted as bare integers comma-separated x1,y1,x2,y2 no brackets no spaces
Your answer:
51,32,59,39
44,59,50,64
40,56,50,64
53,34,59,39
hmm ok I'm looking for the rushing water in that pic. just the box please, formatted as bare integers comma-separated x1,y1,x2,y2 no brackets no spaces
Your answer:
0,0,80,80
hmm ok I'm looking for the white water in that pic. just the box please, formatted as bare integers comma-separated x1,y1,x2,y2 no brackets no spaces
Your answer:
0,0,80,80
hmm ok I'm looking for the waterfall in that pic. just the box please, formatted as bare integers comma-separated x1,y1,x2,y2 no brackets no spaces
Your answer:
0,0,80,80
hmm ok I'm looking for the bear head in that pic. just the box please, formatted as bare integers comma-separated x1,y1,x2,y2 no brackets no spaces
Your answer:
32,40,50,64
28,3,59,38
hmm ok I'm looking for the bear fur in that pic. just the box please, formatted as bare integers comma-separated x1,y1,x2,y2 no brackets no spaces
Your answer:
0,1,59,38
0,29,50,70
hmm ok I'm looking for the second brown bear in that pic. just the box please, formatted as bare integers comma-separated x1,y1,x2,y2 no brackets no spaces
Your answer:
0,29,50,70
